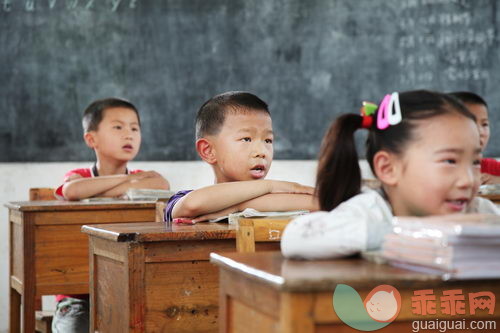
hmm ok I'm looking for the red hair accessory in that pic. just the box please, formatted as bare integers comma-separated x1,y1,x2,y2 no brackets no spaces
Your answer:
360,101,377,129
361,115,373,129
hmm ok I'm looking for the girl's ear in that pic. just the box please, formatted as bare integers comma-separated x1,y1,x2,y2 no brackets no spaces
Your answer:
84,132,96,149
196,138,216,164
373,150,401,186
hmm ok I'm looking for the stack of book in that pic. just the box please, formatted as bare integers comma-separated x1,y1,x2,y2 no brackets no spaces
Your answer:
81,189,176,202
478,184,500,195
124,188,176,201
381,214,500,279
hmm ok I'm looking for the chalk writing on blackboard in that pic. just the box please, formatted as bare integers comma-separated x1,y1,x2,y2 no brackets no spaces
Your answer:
1,0,139,12
397,0,493,86
1,0,499,162
401,0,471,9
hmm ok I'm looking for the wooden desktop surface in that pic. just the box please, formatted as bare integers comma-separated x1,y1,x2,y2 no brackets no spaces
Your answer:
82,220,237,242
211,251,500,333
6,199,157,211
211,251,448,291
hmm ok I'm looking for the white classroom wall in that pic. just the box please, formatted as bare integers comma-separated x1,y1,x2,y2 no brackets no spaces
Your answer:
0,160,374,332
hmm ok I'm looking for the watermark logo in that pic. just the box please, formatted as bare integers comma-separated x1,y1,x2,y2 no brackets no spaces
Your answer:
410,289,497,332
411,289,495,316
333,284,402,331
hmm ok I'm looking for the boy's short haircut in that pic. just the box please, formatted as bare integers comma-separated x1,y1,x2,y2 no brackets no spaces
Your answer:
82,98,140,133
195,91,270,139
449,91,488,108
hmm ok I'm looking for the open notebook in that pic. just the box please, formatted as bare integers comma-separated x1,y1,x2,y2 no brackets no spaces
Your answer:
209,208,309,223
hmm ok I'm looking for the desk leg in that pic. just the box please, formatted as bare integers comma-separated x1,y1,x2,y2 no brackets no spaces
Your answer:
22,288,36,333
89,237,97,333
280,293,315,333
10,287,21,333
22,213,37,333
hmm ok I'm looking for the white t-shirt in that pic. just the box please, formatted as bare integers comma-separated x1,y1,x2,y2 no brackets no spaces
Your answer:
280,189,500,260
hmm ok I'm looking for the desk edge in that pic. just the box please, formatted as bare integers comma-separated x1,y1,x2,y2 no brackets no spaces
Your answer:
81,225,136,242
210,252,285,289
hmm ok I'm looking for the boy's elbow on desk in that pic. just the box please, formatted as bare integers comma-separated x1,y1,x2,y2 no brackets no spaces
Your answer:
171,197,204,219
61,184,82,201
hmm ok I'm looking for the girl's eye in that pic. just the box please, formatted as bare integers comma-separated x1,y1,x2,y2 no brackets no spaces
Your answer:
132,127,139,132
113,126,122,130
444,159,456,164
265,139,273,144
241,137,251,142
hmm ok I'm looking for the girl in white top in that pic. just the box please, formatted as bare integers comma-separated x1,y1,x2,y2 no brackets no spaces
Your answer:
281,90,500,260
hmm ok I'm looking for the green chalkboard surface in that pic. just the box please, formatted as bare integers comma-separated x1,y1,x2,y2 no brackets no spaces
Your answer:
1,0,499,161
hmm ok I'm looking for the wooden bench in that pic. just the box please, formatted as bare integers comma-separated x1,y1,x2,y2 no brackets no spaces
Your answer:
29,188,57,201
35,311,54,333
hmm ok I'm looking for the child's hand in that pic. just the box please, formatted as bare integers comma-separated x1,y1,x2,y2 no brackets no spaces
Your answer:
130,170,162,181
269,180,315,195
142,170,163,178
173,218,196,225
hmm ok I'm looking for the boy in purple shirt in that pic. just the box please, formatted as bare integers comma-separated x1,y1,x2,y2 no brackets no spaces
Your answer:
165,91,318,223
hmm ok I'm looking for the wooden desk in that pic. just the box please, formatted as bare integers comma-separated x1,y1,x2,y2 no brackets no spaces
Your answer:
82,221,280,332
211,251,500,333
83,222,234,333
6,200,159,333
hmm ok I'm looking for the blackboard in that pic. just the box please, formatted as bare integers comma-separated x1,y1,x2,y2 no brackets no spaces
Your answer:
1,0,499,162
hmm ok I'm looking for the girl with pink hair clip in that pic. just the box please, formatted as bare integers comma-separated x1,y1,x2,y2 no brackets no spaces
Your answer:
281,90,500,259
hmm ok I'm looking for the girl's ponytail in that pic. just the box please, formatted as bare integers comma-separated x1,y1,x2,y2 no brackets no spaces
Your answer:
316,114,365,211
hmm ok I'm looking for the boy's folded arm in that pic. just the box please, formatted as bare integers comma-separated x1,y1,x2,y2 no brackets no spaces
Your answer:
172,180,273,219
191,193,318,223
98,171,170,197
172,180,314,219
236,193,319,213
191,205,240,223
62,174,130,200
